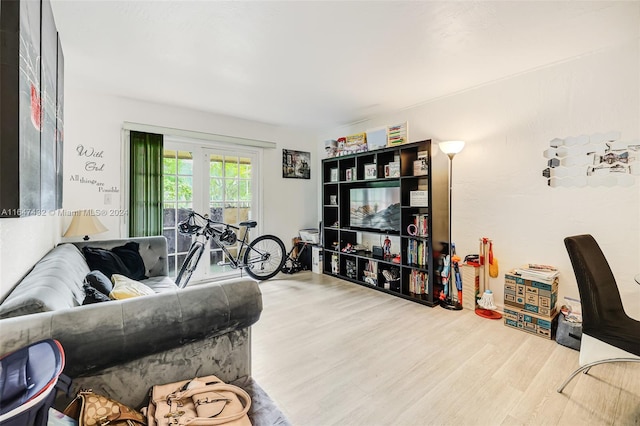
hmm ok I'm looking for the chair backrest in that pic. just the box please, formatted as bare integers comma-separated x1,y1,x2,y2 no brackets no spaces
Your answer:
564,234,628,334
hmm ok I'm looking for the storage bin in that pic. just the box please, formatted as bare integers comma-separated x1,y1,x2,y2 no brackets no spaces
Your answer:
556,313,582,350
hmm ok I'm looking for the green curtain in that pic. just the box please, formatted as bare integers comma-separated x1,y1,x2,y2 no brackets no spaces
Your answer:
129,131,163,236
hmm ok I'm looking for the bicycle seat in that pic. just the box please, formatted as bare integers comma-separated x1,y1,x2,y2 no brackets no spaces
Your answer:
240,220,257,228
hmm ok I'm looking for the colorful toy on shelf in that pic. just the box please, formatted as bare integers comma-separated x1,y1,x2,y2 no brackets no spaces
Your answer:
383,235,391,259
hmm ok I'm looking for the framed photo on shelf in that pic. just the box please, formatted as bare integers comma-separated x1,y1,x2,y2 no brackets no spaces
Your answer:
364,164,377,180
330,168,338,182
413,158,428,176
385,162,400,178
345,168,352,181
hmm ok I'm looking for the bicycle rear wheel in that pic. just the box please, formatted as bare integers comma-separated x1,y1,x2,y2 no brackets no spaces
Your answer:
175,241,205,288
243,235,285,280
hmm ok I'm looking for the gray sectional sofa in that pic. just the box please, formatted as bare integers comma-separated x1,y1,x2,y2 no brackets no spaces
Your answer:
0,236,289,425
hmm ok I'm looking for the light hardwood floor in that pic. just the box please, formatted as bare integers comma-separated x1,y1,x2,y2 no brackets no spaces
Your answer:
251,272,640,426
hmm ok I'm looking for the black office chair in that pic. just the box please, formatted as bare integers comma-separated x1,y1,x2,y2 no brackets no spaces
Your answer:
557,234,640,393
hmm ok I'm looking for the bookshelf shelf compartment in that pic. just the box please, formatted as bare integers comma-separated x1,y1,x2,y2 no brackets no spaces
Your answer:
322,140,449,307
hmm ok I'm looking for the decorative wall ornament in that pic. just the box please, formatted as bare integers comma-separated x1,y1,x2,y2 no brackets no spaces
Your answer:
282,149,310,179
542,132,640,187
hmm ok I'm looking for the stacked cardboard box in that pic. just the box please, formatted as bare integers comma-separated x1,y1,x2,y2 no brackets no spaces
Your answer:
503,270,559,339
460,264,480,310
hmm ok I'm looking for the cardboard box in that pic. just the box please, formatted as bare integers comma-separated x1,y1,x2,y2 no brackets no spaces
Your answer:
503,307,559,340
460,264,480,310
504,270,558,317
312,246,323,274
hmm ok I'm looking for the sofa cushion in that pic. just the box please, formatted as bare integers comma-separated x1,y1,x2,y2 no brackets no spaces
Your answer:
111,242,148,280
0,244,90,319
83,284,112,305
82,246,132,279
84,271,113,296
110,274,155,300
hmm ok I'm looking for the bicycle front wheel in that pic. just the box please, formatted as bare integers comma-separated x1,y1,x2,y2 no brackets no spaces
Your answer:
175,241,205,288
243,235,286,280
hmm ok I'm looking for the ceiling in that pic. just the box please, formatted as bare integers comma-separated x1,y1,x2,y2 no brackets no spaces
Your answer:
50,1,639,130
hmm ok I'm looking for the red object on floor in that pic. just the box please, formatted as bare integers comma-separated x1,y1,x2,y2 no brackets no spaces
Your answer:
475,308,502,320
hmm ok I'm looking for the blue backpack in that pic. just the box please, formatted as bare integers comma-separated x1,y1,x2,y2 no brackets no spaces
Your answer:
0,339,71,426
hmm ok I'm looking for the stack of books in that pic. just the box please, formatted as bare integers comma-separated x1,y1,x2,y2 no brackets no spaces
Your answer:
513,264,559,283
407,239,428,267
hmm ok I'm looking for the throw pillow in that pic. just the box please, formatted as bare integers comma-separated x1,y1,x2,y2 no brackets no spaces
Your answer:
82,283,111,305
109,274,155,300
82,246,131,279
84,270,113,296
112,241,148,280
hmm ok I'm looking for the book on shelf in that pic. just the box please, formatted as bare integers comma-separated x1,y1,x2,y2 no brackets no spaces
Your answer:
409,214,428,237
409,270,428,295
407,239,428,267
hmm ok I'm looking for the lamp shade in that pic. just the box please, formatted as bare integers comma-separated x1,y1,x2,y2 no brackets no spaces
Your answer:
63,210,108,240
439,140,465,155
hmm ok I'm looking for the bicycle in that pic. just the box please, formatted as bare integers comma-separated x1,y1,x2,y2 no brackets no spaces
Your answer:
175,210,286,288
281,239,310,274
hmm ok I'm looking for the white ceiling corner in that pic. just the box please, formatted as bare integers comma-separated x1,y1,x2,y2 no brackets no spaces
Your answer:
50,1,640,131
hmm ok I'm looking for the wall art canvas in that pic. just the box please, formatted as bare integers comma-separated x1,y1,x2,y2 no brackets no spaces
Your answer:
19,0,42,210
1,0,64,216
282,149,311,179
40,0,57,210
56,36,65,209
542,132,640,187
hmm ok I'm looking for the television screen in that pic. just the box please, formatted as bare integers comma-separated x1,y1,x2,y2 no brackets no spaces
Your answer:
349,186,401,232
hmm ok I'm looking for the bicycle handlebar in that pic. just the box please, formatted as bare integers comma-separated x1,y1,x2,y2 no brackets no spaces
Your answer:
184,211,241,234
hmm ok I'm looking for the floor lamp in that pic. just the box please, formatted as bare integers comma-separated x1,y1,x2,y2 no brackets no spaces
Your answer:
439,140,465,311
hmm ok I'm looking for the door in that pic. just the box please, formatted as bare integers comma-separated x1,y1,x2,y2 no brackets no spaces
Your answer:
163,142,260,281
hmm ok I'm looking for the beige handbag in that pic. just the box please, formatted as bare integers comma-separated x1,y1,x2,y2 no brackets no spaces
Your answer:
144,376,251,426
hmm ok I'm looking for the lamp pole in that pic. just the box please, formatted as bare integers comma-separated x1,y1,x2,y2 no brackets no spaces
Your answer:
439,141,464,311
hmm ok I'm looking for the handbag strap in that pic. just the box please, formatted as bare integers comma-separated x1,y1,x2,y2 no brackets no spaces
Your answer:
168,384,251,426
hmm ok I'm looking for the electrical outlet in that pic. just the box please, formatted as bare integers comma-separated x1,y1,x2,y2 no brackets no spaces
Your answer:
104,194,112,205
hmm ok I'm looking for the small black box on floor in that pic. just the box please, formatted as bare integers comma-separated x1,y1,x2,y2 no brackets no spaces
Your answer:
555,314,582,350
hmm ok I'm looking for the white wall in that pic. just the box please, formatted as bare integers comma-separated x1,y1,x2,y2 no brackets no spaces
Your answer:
0,90,317,298
61,90,318,245
0,215,63,298
322,40,640,317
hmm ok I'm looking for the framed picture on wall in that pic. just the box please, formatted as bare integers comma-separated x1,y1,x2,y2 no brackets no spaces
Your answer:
282,149,311,179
